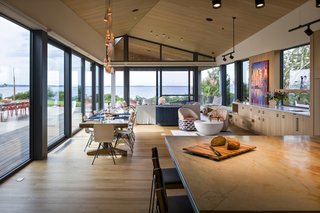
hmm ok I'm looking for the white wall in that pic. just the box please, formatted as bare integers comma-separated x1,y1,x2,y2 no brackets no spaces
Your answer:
217,0,320,65
0,0,105,63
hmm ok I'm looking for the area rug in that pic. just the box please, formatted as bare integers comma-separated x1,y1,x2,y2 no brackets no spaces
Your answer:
171,130,199,136
171,129,232,136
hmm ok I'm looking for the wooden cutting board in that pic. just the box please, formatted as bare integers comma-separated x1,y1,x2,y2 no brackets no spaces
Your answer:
183,143,256,161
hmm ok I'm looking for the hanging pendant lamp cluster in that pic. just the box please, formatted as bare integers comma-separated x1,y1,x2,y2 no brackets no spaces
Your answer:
104,0,114,73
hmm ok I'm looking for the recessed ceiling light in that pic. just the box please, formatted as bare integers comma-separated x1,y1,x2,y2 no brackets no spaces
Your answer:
212,0,221,8
255,0,265,8
180,37,184,42
150,30,153,35
206,18,213,22
132,8,139,12
162,33,166,37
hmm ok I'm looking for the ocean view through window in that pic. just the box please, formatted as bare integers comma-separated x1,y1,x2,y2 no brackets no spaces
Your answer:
0,16,30,178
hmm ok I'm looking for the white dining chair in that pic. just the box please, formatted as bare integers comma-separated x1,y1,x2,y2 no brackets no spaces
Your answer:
92,124,117,165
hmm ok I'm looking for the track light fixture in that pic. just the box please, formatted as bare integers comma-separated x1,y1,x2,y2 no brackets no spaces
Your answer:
212,0,221,9
304,25,314,36
316,0,320,7
221,17,236,62
255,0,265,8
288,18,320,37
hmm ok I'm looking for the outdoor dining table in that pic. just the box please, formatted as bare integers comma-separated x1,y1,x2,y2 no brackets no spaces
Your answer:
165,135,320,212
79,119,129,156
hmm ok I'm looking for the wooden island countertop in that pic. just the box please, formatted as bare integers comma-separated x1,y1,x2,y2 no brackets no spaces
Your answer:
165,135,320,212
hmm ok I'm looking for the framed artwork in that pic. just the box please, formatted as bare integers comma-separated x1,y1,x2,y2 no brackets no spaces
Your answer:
250,60,269,105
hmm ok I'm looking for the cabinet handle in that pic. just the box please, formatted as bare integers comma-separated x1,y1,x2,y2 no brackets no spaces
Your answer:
296,118,299,132
282,115,285,119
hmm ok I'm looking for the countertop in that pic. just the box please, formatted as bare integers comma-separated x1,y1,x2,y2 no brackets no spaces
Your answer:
165,135,320,212
234,102,310,116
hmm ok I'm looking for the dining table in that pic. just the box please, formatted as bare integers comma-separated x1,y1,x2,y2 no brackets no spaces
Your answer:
165,135,320,212
79,119,129,156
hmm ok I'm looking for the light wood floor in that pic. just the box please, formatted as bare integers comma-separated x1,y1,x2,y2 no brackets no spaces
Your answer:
0,125,253,213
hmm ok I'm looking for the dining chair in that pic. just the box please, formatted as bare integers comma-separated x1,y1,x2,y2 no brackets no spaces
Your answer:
92,124,117,165
151,168,194,213
114,111,136,152
83,115,94,152
149,147,184,213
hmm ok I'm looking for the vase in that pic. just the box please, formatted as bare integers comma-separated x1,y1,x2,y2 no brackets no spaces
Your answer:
269,99,276,108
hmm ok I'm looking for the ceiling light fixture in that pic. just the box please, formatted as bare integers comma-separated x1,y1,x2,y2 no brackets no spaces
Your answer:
132,8,139,12
304,25,314,36
212,0,221,9
316,0,320,7
221,17,236,62
104,0,114,73
206,18,213,22
255,0,265,8
288,18,320,37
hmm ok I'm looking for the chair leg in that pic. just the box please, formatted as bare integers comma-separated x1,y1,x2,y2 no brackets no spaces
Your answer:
84,134,93,152
92,143,101,165
148,175,156,213
114,133,121,148
109,143,116,165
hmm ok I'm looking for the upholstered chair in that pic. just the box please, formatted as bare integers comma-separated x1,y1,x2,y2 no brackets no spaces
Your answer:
178,108,199,131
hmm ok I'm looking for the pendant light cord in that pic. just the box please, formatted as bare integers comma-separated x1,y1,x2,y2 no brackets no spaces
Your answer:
232,17,236,52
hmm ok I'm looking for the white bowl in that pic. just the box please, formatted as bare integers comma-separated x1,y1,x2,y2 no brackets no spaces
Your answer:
194,120,224,136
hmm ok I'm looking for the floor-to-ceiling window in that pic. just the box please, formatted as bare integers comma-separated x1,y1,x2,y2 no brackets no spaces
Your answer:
95,65,100,111
281,44,310,108
129,68,157,105
161,68,192,104
85,60,92,115
242,60,249,101
47,43,65,146
226,63,235,105
0,16,31,178
200,67,220,104
115,69,124,104
71,54,82,132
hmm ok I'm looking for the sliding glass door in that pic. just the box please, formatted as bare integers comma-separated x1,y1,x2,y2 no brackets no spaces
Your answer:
0,16,31,178
47,43,65,146
71,54,82,132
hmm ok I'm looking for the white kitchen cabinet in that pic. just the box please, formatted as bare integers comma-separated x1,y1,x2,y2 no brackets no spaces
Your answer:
292,115,312,135
232,103,311,136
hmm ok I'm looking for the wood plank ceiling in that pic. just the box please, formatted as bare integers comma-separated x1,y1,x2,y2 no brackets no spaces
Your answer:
60,0,308,57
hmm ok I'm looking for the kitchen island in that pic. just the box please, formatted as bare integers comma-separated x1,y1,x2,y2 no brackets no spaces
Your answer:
165,135,320,212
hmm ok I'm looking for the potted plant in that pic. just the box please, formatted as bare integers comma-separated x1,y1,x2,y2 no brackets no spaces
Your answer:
266,90,288,107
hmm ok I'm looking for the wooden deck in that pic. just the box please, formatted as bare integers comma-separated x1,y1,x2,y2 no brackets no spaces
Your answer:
0,126,30,178
0,124,254,212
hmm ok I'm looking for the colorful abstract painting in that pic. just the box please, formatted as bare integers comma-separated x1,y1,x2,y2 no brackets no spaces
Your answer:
251,60,269,105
